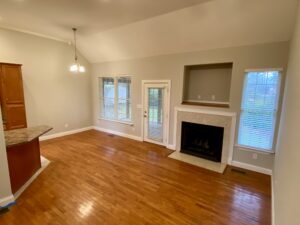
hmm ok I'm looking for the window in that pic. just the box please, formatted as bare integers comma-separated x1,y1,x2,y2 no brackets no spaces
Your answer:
100,77,131,122
102,78,115,120
117,77,131,121
238,70,281,151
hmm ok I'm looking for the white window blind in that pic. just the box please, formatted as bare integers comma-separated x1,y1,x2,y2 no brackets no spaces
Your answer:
238,70,281,151
100,77,132,122
102,77,115,120
117,77,131,121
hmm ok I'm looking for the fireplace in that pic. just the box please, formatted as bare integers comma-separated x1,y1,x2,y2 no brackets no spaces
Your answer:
180,121,224,162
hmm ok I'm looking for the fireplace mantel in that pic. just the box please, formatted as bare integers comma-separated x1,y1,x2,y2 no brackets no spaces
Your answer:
174,106,236,117
172,106,237,167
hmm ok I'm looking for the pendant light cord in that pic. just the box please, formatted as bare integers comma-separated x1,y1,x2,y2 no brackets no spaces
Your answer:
73,28,78,62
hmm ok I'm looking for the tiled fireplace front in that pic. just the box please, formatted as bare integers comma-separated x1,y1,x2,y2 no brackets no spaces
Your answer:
169,107,236,173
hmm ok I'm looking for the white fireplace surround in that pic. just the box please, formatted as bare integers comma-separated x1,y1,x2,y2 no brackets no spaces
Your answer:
173,107,237,165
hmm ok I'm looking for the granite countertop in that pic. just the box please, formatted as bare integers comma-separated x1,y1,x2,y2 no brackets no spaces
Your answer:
4,125,52,147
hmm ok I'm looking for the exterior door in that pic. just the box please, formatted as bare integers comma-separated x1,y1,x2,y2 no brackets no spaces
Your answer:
143,82,170,146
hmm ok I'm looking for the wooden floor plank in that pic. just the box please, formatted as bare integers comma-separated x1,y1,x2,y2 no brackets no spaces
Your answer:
0,130,271,225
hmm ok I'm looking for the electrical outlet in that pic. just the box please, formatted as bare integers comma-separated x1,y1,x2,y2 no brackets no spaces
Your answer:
64,123,69,128
211,95,216,100
252,153,258,160
197,95,201,99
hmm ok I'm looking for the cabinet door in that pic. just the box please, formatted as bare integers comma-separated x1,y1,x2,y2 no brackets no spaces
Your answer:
1,65,25,104
6,104,27,129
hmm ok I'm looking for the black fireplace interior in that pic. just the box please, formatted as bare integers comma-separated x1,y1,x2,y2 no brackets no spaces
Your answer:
180,121,224,162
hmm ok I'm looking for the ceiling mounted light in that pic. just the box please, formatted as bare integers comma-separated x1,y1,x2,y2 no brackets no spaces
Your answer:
70,28,85,73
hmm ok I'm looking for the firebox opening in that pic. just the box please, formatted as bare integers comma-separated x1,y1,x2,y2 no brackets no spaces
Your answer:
180,121,224,162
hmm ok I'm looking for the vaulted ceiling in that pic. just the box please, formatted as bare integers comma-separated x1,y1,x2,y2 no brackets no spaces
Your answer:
0,0,299,63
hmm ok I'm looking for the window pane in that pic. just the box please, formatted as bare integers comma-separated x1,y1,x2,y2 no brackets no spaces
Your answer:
238,110,276,149
102,78,115,119
147,88,164,142
238,71,280,150
117,77,131,121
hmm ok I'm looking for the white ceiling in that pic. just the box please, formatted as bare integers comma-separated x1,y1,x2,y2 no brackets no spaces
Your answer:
0,0,299,63
0,0,205,37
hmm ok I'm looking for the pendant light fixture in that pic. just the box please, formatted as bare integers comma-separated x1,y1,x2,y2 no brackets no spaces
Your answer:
70,28,85,73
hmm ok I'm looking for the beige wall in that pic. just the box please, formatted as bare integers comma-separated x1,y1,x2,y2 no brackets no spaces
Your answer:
183,66,232,102
0,28,92,134
92,41,289,169
273,3,300,225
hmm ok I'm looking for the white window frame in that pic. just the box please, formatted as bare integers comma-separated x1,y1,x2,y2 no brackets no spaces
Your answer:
237,68,282,153
98,75,133,125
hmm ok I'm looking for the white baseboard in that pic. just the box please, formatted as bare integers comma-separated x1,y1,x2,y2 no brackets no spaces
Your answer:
272,174,275,225
39,126,93,141
93,126,143,142
0,195,15,208
167,144,176,150
231,160,273,175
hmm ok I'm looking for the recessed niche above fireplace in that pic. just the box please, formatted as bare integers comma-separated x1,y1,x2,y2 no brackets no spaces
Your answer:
182,62,233,108
180,121,224,162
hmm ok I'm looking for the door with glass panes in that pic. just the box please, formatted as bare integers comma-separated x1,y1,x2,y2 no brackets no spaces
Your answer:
143,82,170,146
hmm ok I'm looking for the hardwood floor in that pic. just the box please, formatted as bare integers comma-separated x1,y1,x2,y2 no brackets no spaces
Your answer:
0,130,271,225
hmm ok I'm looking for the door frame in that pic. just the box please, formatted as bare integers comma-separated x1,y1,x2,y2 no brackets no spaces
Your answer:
141,80,171,146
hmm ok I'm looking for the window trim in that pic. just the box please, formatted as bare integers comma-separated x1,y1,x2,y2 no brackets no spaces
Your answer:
235,144,275,154
98,117,134,126
98,75,133,123
237,69,282,153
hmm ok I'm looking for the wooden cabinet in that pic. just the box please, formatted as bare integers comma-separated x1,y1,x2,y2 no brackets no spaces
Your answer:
0,63,27,130
7,138,41,193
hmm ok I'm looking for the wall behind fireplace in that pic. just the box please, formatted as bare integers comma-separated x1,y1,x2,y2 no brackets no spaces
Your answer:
92,41,289,171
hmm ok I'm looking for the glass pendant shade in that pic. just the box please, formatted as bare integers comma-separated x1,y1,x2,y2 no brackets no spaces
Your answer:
70,63,85,73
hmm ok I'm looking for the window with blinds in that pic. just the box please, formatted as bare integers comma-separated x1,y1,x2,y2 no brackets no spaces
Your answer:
117,77,131,121
238,70,281,151
100,76,132,122
102,77,115,120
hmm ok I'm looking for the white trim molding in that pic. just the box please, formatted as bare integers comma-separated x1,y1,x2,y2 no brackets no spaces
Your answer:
141,80,171,147
184,99,230,105
167,144,176,150
98,118,134,126
272,174,275,225
245,68,283,72
235,144,275,154
39,126,93,141
175,106,236,117
173,106,237,164
0,195,15,208
231,160,273,175
93,126,142,142
228,115,237,165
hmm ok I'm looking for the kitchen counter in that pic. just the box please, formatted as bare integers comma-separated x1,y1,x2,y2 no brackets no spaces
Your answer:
4,125,52,147
5,125,52,194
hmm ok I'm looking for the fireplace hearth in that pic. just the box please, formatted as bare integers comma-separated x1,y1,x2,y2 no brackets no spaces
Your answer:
180,121,224,162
